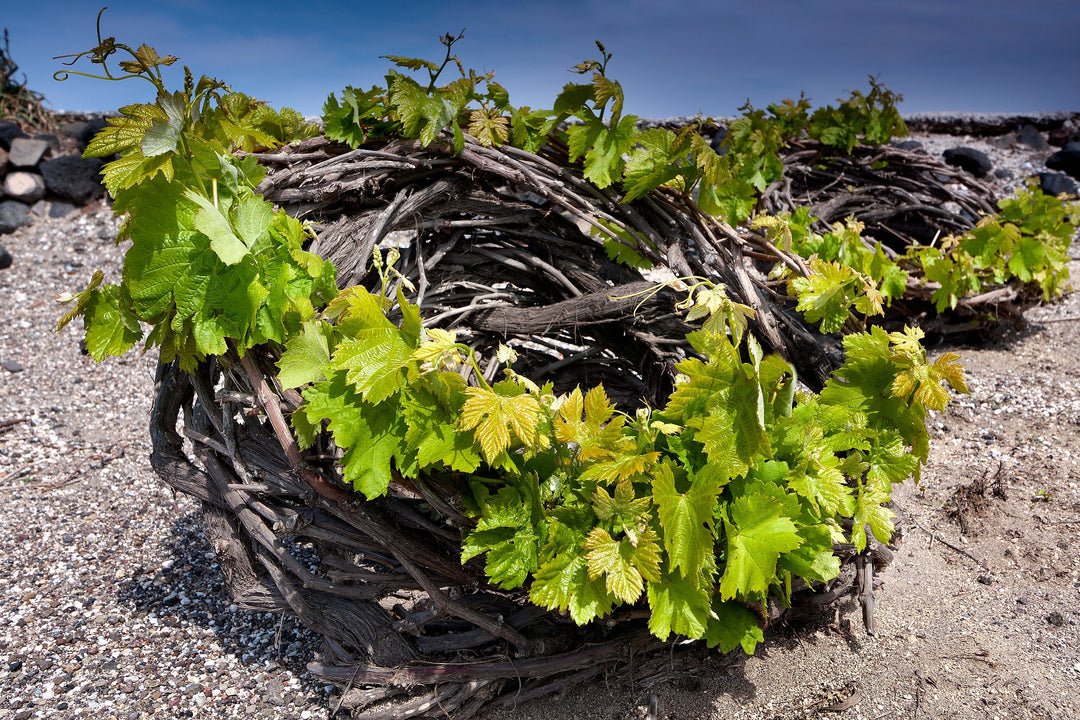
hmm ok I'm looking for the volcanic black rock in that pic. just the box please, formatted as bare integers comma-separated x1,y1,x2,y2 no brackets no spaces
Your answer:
943,147,992,178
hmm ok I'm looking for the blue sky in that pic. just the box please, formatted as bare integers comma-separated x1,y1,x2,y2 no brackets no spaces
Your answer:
5,1,1079,119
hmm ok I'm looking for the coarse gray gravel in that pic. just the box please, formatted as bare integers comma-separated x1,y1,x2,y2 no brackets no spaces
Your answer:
0,207,330,720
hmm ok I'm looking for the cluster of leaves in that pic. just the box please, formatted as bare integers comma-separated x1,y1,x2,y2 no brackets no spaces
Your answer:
322,39,909,227
55,21,334,371
59,23,975,654
915,183,1078,311
0,28,56,131
757,182,1078,333
803,76,907,152
283,275,966,651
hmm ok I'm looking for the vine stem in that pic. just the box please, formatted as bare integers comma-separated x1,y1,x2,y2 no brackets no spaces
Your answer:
238,353,349,503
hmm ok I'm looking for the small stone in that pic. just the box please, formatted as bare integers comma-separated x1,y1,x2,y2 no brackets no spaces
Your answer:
1035,172,1079,197
48,201,77,218
38,155,106,205
0,120,28,150
184,682,203,696
33,133,62,154
943,147,993,178
264,676,287,706
1046,148,1080,180
4,171,47,203
0,199,33,233
1047,611,1066,627
14,710,32,720
2,360,24,373
0,244,11,269
8,660,22,672
62,120,89,142
7,137,49,168
1015,124,1050,150
977,575,993,585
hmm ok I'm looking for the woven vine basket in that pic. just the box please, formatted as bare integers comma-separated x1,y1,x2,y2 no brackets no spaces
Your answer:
143,132,990,718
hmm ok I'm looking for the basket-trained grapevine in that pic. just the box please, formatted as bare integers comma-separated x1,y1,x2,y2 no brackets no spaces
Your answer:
57,14,1076,718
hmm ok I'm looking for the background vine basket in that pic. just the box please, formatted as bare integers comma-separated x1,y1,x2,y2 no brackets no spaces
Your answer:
144,132,920,717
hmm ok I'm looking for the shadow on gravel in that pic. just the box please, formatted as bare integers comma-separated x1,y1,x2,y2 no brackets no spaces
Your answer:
115,512,878,718
113,511,329,705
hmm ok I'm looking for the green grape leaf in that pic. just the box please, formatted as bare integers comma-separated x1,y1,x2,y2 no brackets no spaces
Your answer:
83,102,161,158
704,599,764,654
276,320,332,389
592,479,651,529
652,461,721,579
402,375,481,473
583,114,639,189
185,189,249,266
578,451,661,483
552,82,595,114
463,526,540,589
554,385,625,460
141,90,187,157
585,526,661,604
82,284,143,360
330,289,418,404
231,195,273,251
299,372,405,498
297,371,368,450
122,177,202,322
865,432,921,487
531,512,615,625
720,493,802,599
101,152,175,196
592,73,624,121
462,483,541,589
647,570,713,640
459,386,541,462
323,86,385,148
778,524,841,583
383,55,440,73
789,259,879,333
56,270,104,331
388,72,453,146
118,43,177,73
602,237,651,269
622,128,688,201
851,480,895,551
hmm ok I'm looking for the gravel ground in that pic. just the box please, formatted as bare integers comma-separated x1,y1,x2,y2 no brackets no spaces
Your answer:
0,208,332,720
1,128,1079,720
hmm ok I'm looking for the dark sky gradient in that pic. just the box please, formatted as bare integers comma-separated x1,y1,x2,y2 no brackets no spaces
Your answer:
6,1,1079,119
